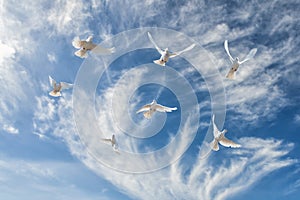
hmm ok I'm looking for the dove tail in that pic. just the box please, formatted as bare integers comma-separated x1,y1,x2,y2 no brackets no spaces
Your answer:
49,91,61,97
143,111,153,119
153,60,166,66
226,71,236,79
210,139,219,151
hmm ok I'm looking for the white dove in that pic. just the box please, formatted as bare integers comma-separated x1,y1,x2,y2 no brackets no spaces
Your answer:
48,76,73,97
101,134,120,154
147,32,195,66
72,35,115,58
210,115,241,151
136,100,177,119
224,40,257,79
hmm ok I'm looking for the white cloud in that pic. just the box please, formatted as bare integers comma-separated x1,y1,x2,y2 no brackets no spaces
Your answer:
294,114,300,124
0,42,16,63
2,124,19,134
32,65,296,199
47,0,91,36
1,0,299,199
0,155,111,200
79,137,295,200
47,53,57,63
284,178,300,196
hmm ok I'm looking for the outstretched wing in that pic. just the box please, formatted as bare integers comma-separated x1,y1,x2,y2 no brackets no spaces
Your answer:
74,49,88,58
60,82,73,90
147,32,164,55
136,104,151,113
92,46,115,54
155,104,177,113
224,40,234,63
101,138,112,143
48,76,56,87
72,36,85,49
169,43,196,58
239,48,257,64
219,136,241,148
212,115,221,138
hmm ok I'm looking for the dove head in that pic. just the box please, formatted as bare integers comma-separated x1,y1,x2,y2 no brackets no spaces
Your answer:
235,57,239,62
164,48,169,52
151,100,157,105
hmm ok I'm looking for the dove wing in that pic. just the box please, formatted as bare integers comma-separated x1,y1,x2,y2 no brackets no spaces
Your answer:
169,43,196,58
102,138,112,143
219,136,241,148
239,48,257,64
155,104,177,113
72,36,86,49
48,76,56,88
60,82,73,90
92,46,115,54
147,32,164,55
212,114,221,138
136,104,151,113
224,40,234,63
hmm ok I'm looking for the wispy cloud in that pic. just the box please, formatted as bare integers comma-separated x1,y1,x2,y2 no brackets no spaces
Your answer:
2,124,19,134
47,0,91,36
47,53,57,63
81,136,296,200
33,66,296,200
0,154,112,200
294,114,300,124
2,1,299,199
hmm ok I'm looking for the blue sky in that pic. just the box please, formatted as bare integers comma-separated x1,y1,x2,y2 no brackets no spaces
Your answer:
0,0,300,199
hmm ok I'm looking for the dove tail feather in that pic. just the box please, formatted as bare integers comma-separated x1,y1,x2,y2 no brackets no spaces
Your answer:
210,139,219,151
153,60,166,66
49,91,61,97
143,111,152,119
226,71,235,79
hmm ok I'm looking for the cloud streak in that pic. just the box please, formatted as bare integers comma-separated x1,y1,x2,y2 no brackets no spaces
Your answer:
33,66,296,199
